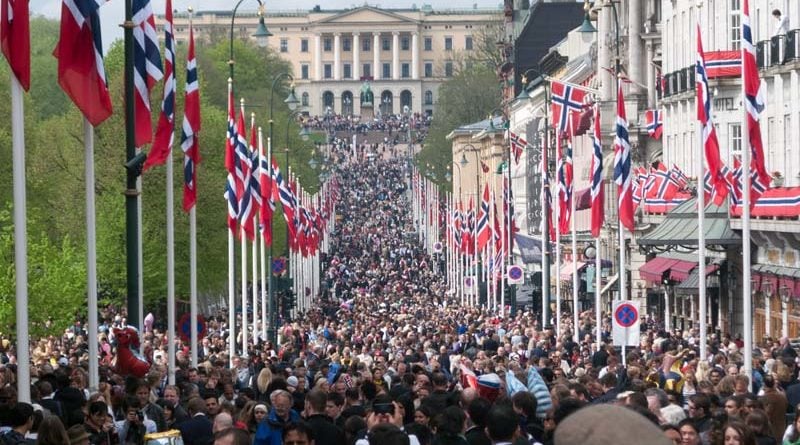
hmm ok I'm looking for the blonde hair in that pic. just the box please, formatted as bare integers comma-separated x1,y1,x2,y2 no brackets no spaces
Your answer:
257,367,273,393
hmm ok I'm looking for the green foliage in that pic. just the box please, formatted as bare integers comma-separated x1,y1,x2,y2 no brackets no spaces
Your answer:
416,63,502,190
0,20,321,324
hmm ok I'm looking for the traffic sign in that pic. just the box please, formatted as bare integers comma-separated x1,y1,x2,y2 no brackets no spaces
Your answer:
612,301,640,346
433,242,443,253
178,313,207,343
507,265,524,284
272,257,287,275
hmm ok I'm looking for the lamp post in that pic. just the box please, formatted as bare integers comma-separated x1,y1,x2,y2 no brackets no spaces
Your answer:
228,0,272,82
518,67,553,327
382,94,392,116
763,280,774,340
781,286,792,338
267,72,299,346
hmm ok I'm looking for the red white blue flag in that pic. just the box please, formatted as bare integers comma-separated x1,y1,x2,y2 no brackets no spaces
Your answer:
613,82,634,231
1,0,29,90
644,109,662,139
509,130,527,165
132,0,163,147
590,105,603,238
179,20,199,212
742,0,771,199
704,50,741,78
143,0,174,172
55,0,113,126
476,184,490,251
550,81,586,136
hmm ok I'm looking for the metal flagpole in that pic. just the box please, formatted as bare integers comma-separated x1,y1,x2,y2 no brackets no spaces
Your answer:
571,131,579,343
741,8,753,385
259,129,267,342
697,23,708,360
595,236,602,348
11,75,30,403
240,223,248,356
228,230,235,366
189,205,198,366
137,150,144,331
555,168,562,337
250,116,258,346
265,135,273,344
84,120,100,392
165,140,176,385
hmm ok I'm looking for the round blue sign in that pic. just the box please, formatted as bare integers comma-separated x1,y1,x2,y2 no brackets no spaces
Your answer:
508,265,523,280
614,303,638,328
272,258,287,275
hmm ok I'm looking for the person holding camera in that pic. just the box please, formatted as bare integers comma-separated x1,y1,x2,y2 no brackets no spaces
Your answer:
354,395,420,445
114,397,152,445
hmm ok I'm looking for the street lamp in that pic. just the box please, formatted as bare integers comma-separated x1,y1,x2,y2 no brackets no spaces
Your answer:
229,0,273,80
781,286,792,338
578,0,597,33
763,279,774,339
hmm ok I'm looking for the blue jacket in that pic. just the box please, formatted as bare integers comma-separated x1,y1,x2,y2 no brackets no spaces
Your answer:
253,408,301,445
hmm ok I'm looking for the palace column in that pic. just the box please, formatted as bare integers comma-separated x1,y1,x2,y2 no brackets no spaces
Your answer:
411,31,419,80
373,33,380,79
392,31,400,80
353,32,361,80
334,33,341,81
314,33,322,81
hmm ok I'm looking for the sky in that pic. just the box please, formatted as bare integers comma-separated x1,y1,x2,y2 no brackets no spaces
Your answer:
29,0,503,51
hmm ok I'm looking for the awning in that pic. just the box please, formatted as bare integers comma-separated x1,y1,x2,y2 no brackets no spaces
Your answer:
670,261,697,281
560,262,587,280
638,198,741,247
752,263,800,298
675,263,723,295
640,257,694,283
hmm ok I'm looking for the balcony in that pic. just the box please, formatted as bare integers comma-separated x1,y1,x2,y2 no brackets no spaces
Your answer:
757,30,800,70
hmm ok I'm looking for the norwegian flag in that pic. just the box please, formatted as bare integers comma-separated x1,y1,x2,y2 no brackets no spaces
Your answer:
632,166,646,206
703,165,734,206
224,82,239,233
240,122,261,241
235,109,256,237
590,105,604,238
452,205,462,248
476,184,490,251
464,198,475,255
273,157,297,243
613,82,634,231
670,164,689,190
704,50,741,78
480,161,490,174
557,119,574,235
542,132,556,242
697,26,731,203
509,130,527,165
143,0,175,172
730,156,768,210
647,162,680,202
132,0,163,147
742,0,771,197
503,176,518,252
551,81,587,135
54,0,113,126
259,141,274,247
492,200,504,276
1,0,29,90
179,20,199,212
644,110,662,139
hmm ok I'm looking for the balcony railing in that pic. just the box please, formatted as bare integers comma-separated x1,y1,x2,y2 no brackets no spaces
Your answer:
757,30,800,69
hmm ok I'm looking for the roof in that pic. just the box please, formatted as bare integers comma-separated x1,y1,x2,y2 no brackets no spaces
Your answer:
447,116,506,139
675,263,723,295
637,198,741,248
512,2,585,96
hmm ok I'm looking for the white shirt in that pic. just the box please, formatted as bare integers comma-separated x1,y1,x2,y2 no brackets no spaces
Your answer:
774,15,790,37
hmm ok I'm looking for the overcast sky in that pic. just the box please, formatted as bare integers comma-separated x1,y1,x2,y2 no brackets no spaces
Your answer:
30,0,503,51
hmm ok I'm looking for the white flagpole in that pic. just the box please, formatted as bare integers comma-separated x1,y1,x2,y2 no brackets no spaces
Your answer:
697,25,708,359
595,236,602,348
165,144,176,385
250,118,258,346
259,129,267,342
555,169,562,337
741,8,753,383
570,122,579,342
189,206,198,366
83,120,100,392
228,229,235,367
541,129,548,328
137,149,144,331
11,75,30,403
240,225,248,356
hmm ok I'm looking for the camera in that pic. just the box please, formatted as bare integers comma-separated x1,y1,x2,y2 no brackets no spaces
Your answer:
373,403,395,416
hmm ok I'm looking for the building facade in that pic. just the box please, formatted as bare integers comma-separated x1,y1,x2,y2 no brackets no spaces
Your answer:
167,5,502,116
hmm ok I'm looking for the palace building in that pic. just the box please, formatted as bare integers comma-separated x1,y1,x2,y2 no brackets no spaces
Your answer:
167,5,502,116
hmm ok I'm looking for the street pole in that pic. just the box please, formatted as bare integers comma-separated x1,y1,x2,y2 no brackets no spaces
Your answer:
124,0,140,330
542,81,552,328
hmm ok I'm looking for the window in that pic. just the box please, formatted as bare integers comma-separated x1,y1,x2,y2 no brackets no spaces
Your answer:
280,39,288,53
445,61,453,77
424,37,432,51
401,36,410,50
301,64,309,79
362,38,371,52
324,37,332,52
363,63,371,78
382,38,391,51
324,64,332,79
424,62,433,77
729,123,742,154
401,63,410,78
301,92,309,107
425,90,433,105
445,37,453,50
301,39,309,52
343,38,351,52
730,0,741,50
344,63,352,79
465,36,473,50
382,63,391,79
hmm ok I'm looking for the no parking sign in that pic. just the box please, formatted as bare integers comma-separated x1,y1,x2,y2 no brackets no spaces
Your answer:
612,301,640,346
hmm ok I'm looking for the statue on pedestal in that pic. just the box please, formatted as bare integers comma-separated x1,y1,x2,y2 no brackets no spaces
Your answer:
359,81,374,122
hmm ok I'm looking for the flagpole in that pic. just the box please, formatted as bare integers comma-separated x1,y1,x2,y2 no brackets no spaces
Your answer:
259,129,267,342
595,236,602,348
266,135,273,345
137,154,144,331
250,115,258,346
555,174,562,337
80,119,100,392
228,228,235,366
10,73,29,402
741,7,753,386
189,205,198,366
571,127,579,343
696,23,708,361
165,144,176,384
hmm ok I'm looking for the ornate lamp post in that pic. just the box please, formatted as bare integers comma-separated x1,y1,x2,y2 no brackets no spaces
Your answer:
781,286,792,338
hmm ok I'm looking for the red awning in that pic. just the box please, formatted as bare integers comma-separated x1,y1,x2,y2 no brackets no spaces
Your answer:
670,261,698,281
639,257,697,283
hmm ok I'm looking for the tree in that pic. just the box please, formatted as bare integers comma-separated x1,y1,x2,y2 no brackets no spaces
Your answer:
416,64,503,189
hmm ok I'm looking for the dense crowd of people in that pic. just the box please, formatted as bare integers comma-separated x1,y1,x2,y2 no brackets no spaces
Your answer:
2,151,800,445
